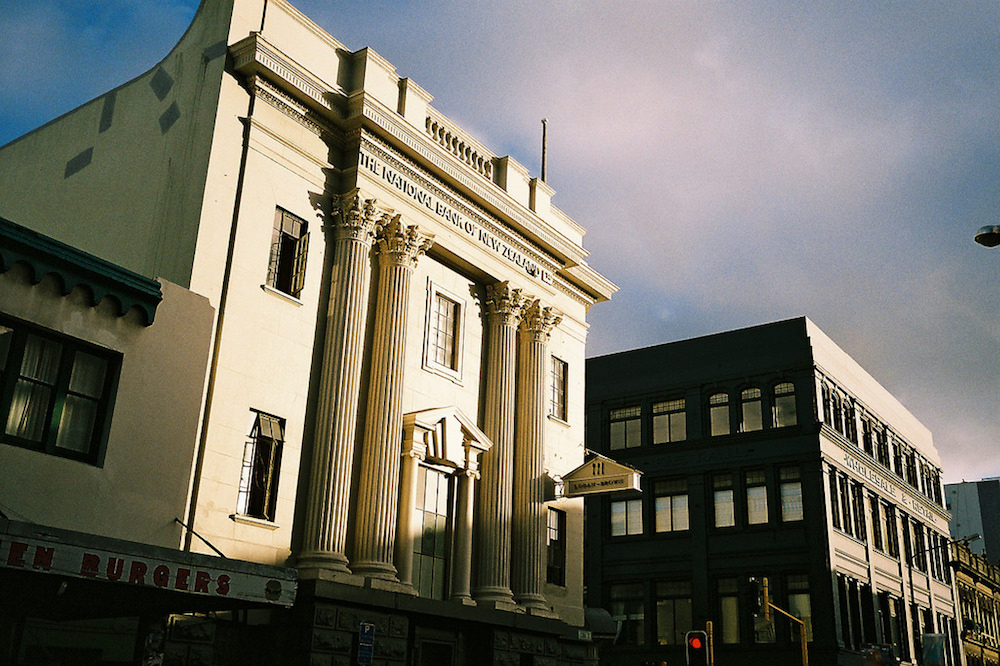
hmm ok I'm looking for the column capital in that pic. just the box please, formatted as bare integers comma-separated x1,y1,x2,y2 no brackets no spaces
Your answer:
334,192,379,242
485,281,527,327
375,214,434,268
522,299,561,342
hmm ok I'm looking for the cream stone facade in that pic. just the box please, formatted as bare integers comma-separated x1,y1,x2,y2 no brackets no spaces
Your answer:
0,0,613,663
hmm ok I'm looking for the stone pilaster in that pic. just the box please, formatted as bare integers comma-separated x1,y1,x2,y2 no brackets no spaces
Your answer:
472,282,525,607
352,215,433,580
299,193,379,576
450,464,479,603
512,299,561,614
393,434,427,588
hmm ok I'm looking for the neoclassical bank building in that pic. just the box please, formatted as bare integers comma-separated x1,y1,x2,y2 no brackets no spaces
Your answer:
0,0,615,663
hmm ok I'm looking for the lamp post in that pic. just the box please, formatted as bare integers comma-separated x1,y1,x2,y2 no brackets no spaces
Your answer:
906,533,980,664
975,226,1000,247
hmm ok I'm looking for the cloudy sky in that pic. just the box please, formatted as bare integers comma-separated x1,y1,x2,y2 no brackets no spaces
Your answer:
2,1,999,483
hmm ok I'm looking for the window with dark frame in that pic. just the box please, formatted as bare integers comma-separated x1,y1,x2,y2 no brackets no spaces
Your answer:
655,580,693,646
609,406,642,450
266,208,309,298
412,464,453,600
546,507,566,586
611,497,643,536
0,319,117,464
237,411,284,522
652,398,686,444
828,466,842,530
718,578,740,644
608,583,646,645
714,474,735,528
870,495,883,551
772,382,797,428
430,293,460,370
654,478,689,532
779,466,804,522
549,356,568,421
740,388,763,432
709,392,730,436
788,574,814,642
745,470,769,525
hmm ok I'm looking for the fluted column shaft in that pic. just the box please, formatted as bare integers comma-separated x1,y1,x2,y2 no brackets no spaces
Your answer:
394,441,426,587
473,282,525,605
512,300,561,611
352,215,433,580
299,194,379,574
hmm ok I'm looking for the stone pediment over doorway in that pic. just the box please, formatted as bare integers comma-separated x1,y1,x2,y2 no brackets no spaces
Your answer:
402,407,493,470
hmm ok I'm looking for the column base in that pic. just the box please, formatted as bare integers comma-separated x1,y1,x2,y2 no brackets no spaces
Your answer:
350,560,399,582
296,550,355,582
449,595,478,607
515,593,557,618
473,587,519,611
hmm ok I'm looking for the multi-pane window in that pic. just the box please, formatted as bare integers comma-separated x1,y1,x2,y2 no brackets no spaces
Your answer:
549,357,568,421
655,581,693,645
718,578,740,644
413,465,452,600
430,293,460,370
852,483,867,542
1,320,117,464
828,467,842,530
876,429,891,468
714,475,735,528
611,498,643,536
772,382,797,428
610,406,642,450
787,575,814,642
746,470,769,525
546,508,566,586
838,474,854,536
266,208,309,298
609,583,645,645
652,399,686,444
870,495,883,551
779,466,804,522
654,479,689,532
740,388,763,432
709,392,730,436
884,503,900,557
862,418,875,457
237,411,284,521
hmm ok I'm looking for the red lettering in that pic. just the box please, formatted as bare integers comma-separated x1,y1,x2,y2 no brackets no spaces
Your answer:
32,546,54,571
194,570,211,593
7,541,28,567
106,557,124,581
175,568,190,591
216,574,230,596
152,565,170,588
80,553,100,577
128,560,147,584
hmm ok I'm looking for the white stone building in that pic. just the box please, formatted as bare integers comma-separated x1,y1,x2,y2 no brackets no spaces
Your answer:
0,0,614,663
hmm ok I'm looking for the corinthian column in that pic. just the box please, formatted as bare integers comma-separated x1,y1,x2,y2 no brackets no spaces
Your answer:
352,214,433,580
512,299,561,613
298,193,379,576
472,282,525,607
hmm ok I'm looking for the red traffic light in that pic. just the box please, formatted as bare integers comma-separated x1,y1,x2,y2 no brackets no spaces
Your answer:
688,636,703,649
685,630,708,666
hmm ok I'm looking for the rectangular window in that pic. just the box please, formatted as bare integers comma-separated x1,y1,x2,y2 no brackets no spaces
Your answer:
549,357,568,421
266,208,309,298
236,411,284,522
714,475,735,528
718,578,740,644
654,479,689,532
609,406,642,450
546,508,566,586
870,495,883,551
1,319,118,464
828,467,841,529
709,392,730,436
740,388,763,432
839,474,853,536
423,282,465,380
746,470,769,525
852,483,867,542
772,382,797,427
609,583,645,645
652,398,686,443
779,466,804,522
788,574,814,642
884,504,899,557
656,581,693,645
412,465,452,600
611,498,643,536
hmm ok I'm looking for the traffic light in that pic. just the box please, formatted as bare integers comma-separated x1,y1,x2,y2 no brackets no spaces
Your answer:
685,630,708,666
749,576,770,620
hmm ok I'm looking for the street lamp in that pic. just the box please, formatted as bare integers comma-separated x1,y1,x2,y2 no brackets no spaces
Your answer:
907,533,980,664
975,226,1000,247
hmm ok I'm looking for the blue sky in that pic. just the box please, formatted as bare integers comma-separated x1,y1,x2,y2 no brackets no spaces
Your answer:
2,0,1000,483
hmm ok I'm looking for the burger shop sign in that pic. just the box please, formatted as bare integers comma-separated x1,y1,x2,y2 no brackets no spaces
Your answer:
0,525,296,607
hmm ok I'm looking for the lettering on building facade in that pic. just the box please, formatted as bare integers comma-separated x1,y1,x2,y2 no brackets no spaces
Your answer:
359,149,554,284
843,453,943,527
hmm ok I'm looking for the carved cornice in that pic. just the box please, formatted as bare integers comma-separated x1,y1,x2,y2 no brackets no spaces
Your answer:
334,193,379,243
521,300,561,342
485,281,526,328
375,214,434,269
252,76,340,140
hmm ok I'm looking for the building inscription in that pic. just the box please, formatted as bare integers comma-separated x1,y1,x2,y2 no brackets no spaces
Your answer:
843,454,940,526
359,149,553,284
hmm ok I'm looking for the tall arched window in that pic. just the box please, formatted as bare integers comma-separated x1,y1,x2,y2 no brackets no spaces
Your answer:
773,382,797,428
709,392,730,436
740,388,762,432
